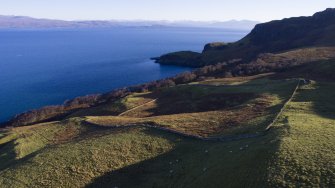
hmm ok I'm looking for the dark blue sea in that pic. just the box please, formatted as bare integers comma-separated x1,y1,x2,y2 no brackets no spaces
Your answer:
0,27,247,122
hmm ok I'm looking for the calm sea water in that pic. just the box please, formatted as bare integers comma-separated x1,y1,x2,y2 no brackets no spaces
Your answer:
0,27,247,122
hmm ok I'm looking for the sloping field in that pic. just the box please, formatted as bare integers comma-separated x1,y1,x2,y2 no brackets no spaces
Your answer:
0,76,334,187
268,81,335,187
0,122,176,187
86,81,335,187
86,77,298,137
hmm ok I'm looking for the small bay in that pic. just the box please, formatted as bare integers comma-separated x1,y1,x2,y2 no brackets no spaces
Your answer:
0,27,247,122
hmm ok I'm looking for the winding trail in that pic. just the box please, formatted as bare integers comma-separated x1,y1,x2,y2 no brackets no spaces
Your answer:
118,98,158,117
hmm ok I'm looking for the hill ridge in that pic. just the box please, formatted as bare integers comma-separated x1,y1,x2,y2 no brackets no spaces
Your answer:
155,8,335,67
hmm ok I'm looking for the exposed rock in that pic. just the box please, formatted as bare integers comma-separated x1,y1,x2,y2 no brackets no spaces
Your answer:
203,42,228,52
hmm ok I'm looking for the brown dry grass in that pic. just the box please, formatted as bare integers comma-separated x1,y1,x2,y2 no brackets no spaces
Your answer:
196,73,275,86
84,76,298,138
86,93,274,137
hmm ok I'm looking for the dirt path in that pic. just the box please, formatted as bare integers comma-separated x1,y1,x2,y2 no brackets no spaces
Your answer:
118,98,158,117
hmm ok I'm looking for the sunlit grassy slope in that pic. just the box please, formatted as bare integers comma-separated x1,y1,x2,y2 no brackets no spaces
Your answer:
85,77,297,137
0,75,334,187
268,81,335,187
0,122,175,187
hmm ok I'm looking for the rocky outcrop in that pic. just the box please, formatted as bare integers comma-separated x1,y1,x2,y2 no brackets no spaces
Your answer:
203,42,228,52
153,51,203,67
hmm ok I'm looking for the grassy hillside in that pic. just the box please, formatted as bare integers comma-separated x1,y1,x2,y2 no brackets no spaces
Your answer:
80,77,298,137
1,74,334,187
274,59,335,81
87,81,335,188
2,9,335,187
0,121,175,187
268,81,335,187
155,8,335,66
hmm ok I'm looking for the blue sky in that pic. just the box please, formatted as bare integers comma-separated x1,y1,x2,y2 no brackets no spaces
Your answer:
0,0,334,22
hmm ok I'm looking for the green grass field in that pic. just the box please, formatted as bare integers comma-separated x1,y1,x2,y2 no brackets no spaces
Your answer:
0,123,176,187
0,75,334,187
267,81,335,187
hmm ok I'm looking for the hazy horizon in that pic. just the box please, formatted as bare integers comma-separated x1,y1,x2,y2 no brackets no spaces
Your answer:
0,14,259,23
1,0,334,22
0,17,258,23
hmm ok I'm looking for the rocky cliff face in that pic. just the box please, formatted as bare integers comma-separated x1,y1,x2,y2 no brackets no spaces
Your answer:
203,42,228,52
240,8,335,51
156,8,335,66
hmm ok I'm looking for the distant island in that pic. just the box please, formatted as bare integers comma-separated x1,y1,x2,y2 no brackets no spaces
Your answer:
0,15,259,30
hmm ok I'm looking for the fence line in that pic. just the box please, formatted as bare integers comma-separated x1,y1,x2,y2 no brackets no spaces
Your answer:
265,79,301,131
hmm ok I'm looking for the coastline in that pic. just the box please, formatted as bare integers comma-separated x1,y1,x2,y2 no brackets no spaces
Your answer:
1,27,240,124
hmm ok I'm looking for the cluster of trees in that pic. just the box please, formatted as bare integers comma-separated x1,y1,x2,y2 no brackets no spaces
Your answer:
8,94,103,127
128,50,335,93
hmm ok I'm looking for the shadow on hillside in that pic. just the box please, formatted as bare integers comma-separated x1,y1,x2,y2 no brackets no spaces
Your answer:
0,140,43,173
66,100,129,118
132,78,298,118
0,139,64,187
270,60,335,82
0,121,108,172
85,126,286,188
85,78,300,187
0,140,17,171
146,90,255,116
292,82,335,120
67,94,165,118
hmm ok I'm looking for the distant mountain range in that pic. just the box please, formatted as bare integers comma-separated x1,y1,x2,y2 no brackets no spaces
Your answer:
0,15,259,30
